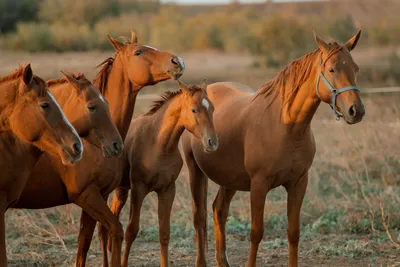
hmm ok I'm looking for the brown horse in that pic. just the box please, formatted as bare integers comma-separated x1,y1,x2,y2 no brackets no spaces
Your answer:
12,30,185,267
46,71,123,157
181,31,365,267
0,65,83,267
108,79,218,267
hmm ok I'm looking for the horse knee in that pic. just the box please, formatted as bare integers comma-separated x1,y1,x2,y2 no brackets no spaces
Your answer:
125,222,139,241
110,222,124,242
287,227,300,246
250,226,264,244
159,232,170,247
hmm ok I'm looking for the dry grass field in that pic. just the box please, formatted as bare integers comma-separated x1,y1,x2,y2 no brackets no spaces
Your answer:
2,49,400,266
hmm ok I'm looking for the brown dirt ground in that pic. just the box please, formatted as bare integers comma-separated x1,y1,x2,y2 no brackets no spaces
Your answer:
8,234,399,267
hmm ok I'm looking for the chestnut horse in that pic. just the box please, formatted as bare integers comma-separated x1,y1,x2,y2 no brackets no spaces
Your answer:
15,71,123,206
182,31,365,267
12,30,185,267
109,80,218,267
0,65,82,267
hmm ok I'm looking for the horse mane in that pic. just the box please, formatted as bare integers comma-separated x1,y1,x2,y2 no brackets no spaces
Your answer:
0,65,47,96
47,73,88,87
0,65,28,84
145,85,203,116
255,42,343,109
93,36,134,94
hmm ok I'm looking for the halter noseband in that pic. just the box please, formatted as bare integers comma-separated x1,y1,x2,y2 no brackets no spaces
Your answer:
316,59,359,120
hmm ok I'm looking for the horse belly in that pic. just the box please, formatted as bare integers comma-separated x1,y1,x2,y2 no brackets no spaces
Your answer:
192,140,250,191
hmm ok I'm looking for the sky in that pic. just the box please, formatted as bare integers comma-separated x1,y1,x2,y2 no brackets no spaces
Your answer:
161,0,318,4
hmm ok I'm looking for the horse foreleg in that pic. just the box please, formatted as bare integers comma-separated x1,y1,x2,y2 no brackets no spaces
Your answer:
285,173,308,267
98,194,110,267
107,186,129,252
75,185,123,267
121,182,147,267
157,183,176,267
75,210,97,267
187,155,208,267
246,175,269,267
0,207,7,267
212,186,236,267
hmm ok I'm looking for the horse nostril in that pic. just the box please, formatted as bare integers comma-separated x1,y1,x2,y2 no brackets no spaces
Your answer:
72,142,81,154
208,138,214,147
348,105,357,118
171,57,178,66
113,142,120,152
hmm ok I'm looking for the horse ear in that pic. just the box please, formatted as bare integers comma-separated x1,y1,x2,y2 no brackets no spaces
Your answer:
344,30,361,51
313,31,329,54
199,78,207,91
23,64,33,86
61,71,80,91
131,29,138,43
177,80,190,95
107,35,125,51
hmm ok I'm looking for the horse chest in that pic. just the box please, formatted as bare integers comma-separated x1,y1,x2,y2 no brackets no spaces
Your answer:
269,137,315,172
0,165,30,205
132,151,182,191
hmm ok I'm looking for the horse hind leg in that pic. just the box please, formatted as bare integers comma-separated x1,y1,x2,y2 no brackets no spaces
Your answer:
157,183,176,267
212,186,236,267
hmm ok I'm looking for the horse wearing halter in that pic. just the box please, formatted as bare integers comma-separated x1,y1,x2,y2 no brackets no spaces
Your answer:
315,59,360,120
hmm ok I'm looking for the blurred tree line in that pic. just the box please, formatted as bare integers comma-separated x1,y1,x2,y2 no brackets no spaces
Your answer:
0,0,399,68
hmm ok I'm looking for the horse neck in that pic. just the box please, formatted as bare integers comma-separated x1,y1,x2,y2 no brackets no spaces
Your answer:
48,83,72,107
0,127,43,169
102,55,142,140
0,80,18,132
153,96,185,154
283,66,321,135
256,55,322,136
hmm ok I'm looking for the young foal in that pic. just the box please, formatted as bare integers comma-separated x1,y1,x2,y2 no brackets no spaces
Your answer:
182,31,365,267
0,65,82,267
15,71,123,206
12,30,185,267
109,80,218,267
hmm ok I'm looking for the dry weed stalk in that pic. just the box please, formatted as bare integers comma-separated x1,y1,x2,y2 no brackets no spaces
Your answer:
379,201,400,248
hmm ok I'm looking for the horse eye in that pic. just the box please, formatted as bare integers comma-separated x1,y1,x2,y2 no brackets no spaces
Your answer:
40,102,49,109
88,105,96,111
329,68,335,73
134,50,142,56
192,108,198,114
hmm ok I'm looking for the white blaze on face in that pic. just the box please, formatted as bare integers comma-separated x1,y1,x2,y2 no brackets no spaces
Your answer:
177,57,185,71
47,90,82,147
202,98,210,110
99,93,106,103
143,45,159,51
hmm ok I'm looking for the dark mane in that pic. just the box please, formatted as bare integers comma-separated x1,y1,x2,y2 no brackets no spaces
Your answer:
92,36,133,94
255,42,343,109
145,85,203,116
93,56,115,94
47,73,88,87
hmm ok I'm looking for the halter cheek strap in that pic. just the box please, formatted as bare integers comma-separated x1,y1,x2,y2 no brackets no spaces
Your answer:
315,60,359,120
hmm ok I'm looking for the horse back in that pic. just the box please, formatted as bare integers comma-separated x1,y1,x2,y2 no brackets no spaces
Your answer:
206,82,255,109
